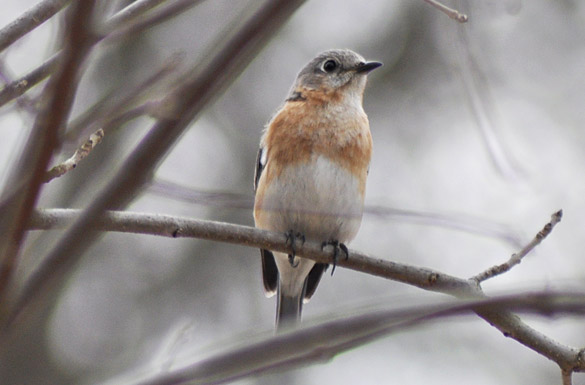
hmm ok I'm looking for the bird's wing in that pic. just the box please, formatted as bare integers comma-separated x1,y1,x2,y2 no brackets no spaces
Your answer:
253,147,265,192
261,249,278,297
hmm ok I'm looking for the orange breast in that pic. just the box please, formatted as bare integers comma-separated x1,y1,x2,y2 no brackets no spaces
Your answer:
262,88,373,190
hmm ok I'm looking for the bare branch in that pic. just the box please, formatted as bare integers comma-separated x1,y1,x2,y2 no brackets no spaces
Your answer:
43,129,104,183
562,369,573,385
25,208,583,374
64,53,184,145
99,0,207,43
454,11,520,180
472,210,562,283
0,52,59,109
146,180,523,247
129,292,585,385
0,0,71,53
104,0,170,27
0,1,97,310
423,0,468,22
0,0,195,109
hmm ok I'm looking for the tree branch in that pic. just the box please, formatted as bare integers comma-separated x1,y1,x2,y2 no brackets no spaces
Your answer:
130,292,585,385
472,210,563,282
25,208,583,375
0,0,71,53
0,52,59,109
0,0,196,109
423,0,468,22
43,129,104,183
63,53,184,146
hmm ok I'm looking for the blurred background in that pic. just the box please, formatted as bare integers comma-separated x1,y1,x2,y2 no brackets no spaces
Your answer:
1,0,585,384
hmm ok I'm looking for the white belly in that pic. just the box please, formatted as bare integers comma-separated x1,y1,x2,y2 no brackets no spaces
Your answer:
257,155,364,243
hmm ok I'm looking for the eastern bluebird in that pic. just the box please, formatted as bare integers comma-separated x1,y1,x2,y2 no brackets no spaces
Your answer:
253,49,381,331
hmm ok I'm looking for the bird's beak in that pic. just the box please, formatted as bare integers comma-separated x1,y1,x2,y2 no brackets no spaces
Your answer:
355,61,383,74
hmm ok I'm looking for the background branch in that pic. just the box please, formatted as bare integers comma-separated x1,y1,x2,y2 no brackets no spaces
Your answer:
423,0,468,22
131,292,585,385
0,0,71,53
0,52,59,109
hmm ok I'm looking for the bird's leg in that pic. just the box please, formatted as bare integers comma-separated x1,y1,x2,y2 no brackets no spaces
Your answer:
321,240,349,276
285,230,305,267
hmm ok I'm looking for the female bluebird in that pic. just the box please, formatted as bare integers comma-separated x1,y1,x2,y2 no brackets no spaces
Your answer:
254,49,381,331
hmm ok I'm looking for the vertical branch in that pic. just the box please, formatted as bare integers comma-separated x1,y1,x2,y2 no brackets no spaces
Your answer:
0,1,97,311
452,0,519,180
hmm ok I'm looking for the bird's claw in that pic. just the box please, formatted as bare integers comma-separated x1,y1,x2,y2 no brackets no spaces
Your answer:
321,240,349,276
285,230,305,267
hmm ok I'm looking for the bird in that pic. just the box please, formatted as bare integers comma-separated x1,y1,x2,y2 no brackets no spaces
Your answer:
253,49,381,332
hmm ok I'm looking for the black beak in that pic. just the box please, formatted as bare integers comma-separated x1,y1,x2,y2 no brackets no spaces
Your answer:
355,61,383,74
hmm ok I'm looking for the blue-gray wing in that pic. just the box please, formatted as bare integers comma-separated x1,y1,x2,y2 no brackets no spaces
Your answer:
254,147,264,192
254,146,278,295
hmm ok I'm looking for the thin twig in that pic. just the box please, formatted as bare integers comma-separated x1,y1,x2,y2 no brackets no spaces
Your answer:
43,129,104,183
453,5,519,180
0,0,196,109
423,0,468,22
99,0,208,43
0,0,71,53
0,52,60,109
472,210,563,283
64,53,183,145
104,0,170,27
24,208,584,375
562,369,572,385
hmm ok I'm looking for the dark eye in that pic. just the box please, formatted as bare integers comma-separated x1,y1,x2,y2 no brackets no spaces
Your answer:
322,59,338,73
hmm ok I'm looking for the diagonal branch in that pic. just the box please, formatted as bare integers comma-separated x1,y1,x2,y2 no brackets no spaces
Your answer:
0,52,60,109
0,0,198,110
0,0,71,53
43,129,105,183
472,210,563,282
130,292,585,385
423,0,468,22
25,208,583,374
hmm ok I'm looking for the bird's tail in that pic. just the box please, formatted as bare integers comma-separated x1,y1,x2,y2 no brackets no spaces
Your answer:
276,291,303,332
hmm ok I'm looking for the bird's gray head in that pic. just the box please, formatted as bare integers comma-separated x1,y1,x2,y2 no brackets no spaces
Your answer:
292,49,382,95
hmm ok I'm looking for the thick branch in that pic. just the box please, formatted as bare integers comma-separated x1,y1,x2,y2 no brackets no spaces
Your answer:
131,292,585,385
26,208,583,373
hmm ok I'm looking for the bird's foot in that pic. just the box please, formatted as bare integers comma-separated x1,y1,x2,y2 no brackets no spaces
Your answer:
321,240,349,276
285,230,305,267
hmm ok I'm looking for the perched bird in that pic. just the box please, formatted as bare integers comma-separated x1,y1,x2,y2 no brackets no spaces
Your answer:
253,49,381,331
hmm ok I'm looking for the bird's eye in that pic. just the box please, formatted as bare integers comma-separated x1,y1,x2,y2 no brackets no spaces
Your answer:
322,59,338,73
